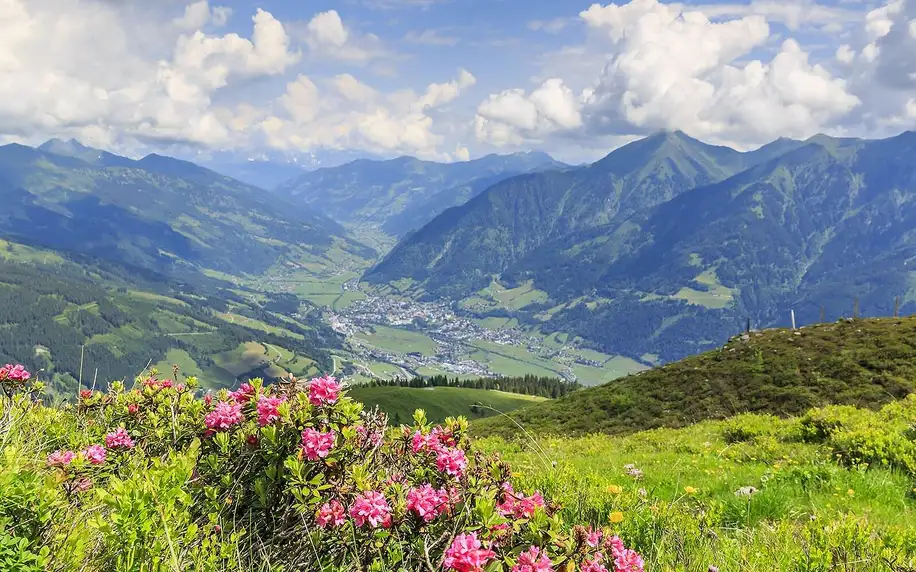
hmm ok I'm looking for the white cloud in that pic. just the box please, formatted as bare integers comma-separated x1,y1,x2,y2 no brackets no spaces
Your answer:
475,79,583,146
403,29,459,46
477,0,861,150
297,10,390,63
689,0,864,31
174,1,232,31
415,69,476,110
527,18,575,33
0,0,298,149
836,44,856,63
259,69,477,160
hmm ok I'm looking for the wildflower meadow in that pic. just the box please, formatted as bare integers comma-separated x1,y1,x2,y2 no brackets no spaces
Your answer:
0,365,643,571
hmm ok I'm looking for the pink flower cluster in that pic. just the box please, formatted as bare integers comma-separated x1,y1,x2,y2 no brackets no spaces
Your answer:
512,546,553,572
443,532,495,572
301,428,335,461
105,428,135,450
204,401,243,431
406,484,449,522
256,396,285,426
228,383,255,403
143,378,173,391
47,450,75,467
316,499,346,528
580,537,644,572
0,363,30,382
436,447,468,477
356,425,383,448
84,445,106,465
497,483,545,519
308,375,341,406
411,428,466,477
349,490,391,528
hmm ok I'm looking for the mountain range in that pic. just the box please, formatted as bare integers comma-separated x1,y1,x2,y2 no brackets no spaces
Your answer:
0,138,372,281
274,151,566,238
365,130,916,364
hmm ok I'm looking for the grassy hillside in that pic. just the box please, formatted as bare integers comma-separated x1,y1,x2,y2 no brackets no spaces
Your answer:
478,396,916,568
347,385,546,424
473,317,916,438
0,242,339,396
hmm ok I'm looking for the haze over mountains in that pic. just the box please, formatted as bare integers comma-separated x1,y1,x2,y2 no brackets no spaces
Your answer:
275,151,567,238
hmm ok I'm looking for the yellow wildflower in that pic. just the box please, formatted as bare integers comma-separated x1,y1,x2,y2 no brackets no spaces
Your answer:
607,485,623,495
609,511,624,524
684,486,698,495
847,489,855,497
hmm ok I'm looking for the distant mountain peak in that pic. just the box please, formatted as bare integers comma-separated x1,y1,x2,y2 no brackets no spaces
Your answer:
38,137,106,162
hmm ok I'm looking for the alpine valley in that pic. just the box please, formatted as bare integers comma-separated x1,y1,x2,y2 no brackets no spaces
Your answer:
4,130,916,400
366,130,916,364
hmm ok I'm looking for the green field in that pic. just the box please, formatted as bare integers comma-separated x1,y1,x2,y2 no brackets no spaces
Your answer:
672,268,735,309
467,339,563,378
352,325,439,356
477,404,916,569
347,385,546,424
216,312,304,340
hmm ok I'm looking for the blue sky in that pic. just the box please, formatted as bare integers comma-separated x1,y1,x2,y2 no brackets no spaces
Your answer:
0,0,913,164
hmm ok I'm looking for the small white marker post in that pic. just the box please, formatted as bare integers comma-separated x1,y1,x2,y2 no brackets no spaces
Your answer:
790,310,797,330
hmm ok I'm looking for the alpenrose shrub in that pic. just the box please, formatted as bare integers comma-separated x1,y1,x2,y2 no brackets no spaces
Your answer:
2,367,644,572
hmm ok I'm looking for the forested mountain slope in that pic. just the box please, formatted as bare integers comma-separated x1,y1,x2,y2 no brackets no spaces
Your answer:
275,151,566,236
367,131,916,363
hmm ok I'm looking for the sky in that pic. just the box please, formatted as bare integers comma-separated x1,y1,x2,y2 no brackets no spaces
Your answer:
1,0,915,164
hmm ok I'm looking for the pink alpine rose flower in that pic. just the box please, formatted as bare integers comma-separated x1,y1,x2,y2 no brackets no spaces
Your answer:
71,478,92,492
256,396,285,426
614,549,644,572
228,382,255,403
307,375,341,406
104,428,135,450
47,450,76,467
443,532,495,572
204,401,243,431
301,428,335,461
436,447,467,477
4,364,30,382
512,546,553,572
348,491,391,528
406,484,449,523
84,445,106,465
498,483,545,519
580,554,608,572
316,499,346,528
604,536,626,557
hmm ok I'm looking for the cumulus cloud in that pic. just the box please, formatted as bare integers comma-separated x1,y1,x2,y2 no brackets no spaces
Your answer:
403,29,460,46
0,0,302,149
174,1,232,31
297,10,390,63
259,69,478,160
476,0,861,149
0,0,471,158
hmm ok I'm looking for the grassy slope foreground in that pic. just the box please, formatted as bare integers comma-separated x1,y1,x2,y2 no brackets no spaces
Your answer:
478,398,916,569
474,317,916,438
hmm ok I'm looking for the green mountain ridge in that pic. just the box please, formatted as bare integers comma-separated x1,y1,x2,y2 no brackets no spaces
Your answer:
472,316,916,438
274,151,567,238
0,141,374,280
367,130,916,363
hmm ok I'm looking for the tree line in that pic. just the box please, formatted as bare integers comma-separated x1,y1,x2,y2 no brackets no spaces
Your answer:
364,373,581,399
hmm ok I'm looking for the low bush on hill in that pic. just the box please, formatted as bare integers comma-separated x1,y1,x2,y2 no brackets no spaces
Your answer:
0,365,642,572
